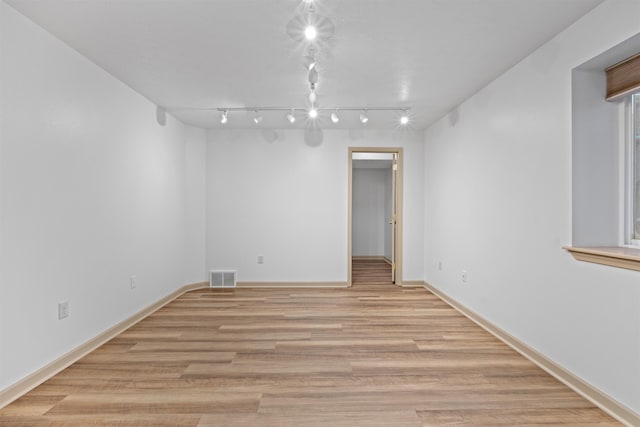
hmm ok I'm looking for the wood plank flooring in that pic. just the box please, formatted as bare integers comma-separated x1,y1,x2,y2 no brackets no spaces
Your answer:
352,257,393,285
0,259,620,426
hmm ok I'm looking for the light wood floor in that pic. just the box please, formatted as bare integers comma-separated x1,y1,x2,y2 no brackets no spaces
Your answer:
0,259,619,426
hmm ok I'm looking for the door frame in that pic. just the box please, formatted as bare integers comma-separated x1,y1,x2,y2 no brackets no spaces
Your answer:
348,147,403,287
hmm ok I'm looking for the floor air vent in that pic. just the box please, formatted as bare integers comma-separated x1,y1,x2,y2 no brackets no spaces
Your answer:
209,270,237,288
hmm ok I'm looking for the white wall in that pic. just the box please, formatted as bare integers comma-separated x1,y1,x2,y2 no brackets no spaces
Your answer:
0,0,6,390
0,3,206,391
206,129,423,283
184,128,207,279
353,168,389,256
424,0,640,413
571,68,620,246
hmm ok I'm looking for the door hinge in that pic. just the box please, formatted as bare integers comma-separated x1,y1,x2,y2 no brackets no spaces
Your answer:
391,263,396,270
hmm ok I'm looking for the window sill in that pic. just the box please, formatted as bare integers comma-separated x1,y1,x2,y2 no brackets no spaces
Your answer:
564,246,640,271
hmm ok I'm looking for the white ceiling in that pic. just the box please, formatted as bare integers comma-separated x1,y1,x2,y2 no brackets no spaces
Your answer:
5,0,604,130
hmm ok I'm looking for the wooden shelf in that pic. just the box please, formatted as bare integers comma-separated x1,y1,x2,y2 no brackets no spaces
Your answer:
564,246,640,271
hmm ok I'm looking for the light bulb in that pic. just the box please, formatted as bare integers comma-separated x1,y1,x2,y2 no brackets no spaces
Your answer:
309,91,317,103
303,46,317,70
360,111,369,124
220,110,228,124
308,67,318,85
304,25,317,40
331,111,340,123
309,108,318,119
304,55,317,71
286,110,296,123
400,113,409,125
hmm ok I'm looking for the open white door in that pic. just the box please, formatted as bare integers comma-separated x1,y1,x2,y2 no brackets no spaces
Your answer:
348,148,403,287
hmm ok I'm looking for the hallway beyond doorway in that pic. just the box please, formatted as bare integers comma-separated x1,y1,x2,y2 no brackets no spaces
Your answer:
352,258,392,286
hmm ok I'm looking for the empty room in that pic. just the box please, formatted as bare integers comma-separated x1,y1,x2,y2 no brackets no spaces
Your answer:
1,0,639,425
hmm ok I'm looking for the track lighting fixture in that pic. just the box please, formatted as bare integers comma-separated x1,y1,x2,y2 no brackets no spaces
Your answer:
202,107,413,126
166,3,411,128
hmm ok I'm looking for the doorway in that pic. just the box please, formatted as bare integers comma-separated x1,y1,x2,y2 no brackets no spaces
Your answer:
348,147,403,286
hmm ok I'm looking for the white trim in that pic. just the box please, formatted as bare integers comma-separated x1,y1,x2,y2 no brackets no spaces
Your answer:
423,281,640,427
0,281,208,410
236,281,348,288
348,147,403,287
623,96,634,245
400,280,423,288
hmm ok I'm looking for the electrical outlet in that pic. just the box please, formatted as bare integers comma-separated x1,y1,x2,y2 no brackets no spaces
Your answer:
258,255,264,264
462,270,468,283
438,261,442,271
130,275,137,289
58,301,69,320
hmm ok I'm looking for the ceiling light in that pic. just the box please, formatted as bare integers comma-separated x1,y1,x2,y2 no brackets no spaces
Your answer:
286,9,335,44
304,25,317,40
171,1,409,130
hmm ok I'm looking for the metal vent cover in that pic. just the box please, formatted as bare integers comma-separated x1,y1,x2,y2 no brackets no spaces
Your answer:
209,270,237,288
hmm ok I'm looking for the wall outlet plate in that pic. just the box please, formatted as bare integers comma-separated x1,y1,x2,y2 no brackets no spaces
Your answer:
462,270,468,283
130,275,137,289
58,301,69,320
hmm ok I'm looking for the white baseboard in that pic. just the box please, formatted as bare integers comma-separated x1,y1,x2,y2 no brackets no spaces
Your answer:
423,281,640,427
237,281,348,288
400,280,423,288
7,279,634,425
0,281,208,410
